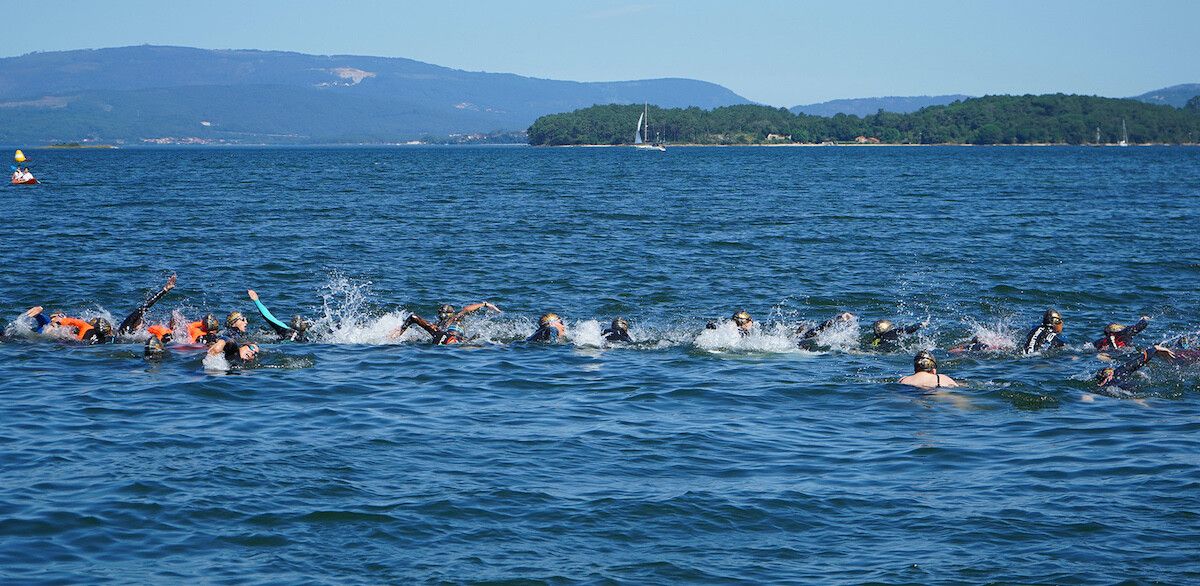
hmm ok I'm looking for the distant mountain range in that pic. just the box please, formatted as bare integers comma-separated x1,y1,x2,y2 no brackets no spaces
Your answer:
789,95,972,117
0,45,1195,144
790,85,1200,117
0,45,750,144
1130,84,1200,107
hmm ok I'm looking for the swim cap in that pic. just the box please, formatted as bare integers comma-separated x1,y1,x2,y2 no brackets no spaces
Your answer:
732,310,752,323
89,317,113,339
612,317,629,331
144,336,165,357
1104,323,1125,334
539,313,560,326
914,350,936,372
202,314,220,332
226,312,245,328
438,304,456,317
873,320,894,336
290,315,311,332
446,324,465,336
836,312,856,322
1043,309,1063,326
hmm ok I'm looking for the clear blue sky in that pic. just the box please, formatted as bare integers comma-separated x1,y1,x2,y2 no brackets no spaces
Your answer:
1,0,1196,106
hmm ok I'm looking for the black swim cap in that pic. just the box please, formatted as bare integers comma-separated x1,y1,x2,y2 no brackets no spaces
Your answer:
202,314,220,332
290,315,311,332
612,317,629,331
1043,309,1063,326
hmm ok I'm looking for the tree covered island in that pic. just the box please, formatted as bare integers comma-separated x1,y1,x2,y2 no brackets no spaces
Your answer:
528,94,1200,146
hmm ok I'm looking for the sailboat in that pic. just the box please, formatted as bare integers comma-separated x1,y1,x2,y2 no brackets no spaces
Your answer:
1118,119,1129,147
633,104,666,151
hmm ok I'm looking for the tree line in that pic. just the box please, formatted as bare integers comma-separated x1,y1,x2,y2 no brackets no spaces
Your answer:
527,94,1200,146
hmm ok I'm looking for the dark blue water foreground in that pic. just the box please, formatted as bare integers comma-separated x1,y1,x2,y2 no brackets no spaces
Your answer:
2,146,1199,584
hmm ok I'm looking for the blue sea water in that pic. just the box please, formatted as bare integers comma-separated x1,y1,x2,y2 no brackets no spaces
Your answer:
2,145,1199,584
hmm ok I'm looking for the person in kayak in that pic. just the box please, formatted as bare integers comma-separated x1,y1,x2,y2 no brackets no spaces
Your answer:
869,319,926,351
390,300,500,344
602,317,634,343
247,289,311,342
899,350,961,389
187,314,221,344
527,313,566,342
1093,344,1175,392
1021,308,1066,355
1092,316,1151,351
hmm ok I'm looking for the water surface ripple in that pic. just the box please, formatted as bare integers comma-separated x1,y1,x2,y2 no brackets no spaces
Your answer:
2,146,1199,584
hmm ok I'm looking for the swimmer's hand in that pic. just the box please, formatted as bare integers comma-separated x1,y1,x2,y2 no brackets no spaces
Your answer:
247,289,259,301
164,274,177,291
1153,344,1176,359
485,302,501,313
22,306,43,317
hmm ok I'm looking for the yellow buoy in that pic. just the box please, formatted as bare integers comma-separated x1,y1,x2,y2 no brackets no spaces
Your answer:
14,149,26,163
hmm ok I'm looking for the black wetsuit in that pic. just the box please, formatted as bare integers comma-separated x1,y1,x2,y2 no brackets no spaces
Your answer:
1092,318,1150,351
1022,325,1066,355
871,323,923,351
117,283,174,335
527,325,561,343
602,327,633,343
1096,347,1158,394
800,317,842,340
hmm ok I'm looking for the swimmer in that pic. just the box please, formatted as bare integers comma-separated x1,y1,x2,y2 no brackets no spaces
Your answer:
116,274,176,336
247,289,310,342
898,350,961,389
22,307,112,344
223,311,250,342
1092,316,1150,351
869,319,926,351
21,275,176,344
527,312,566,342
207,338,261,365
395,314,471,345
391,300,500,344
1092,344,1175,393
602,317,634,343
144,336,167,359
186,314,221,344
798,312,856,340
1021,308,1066,355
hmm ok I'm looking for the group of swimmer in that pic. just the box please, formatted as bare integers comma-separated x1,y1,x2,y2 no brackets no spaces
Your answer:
4,274,1197,395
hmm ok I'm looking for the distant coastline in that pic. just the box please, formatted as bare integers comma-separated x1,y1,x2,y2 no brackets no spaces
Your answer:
41,143,117,149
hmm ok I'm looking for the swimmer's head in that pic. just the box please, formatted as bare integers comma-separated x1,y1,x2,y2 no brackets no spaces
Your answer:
89,317,113,341
835,312,856,323
1104,323,1125,335
226,311,246,329
445,324,465,337
873,319,894,337
144,336,165,358
1043,308,1063,332
1095,367,1116,386
438,304,456,320
240,343,260,361
290,315,311,333
611,317,629,332
202,314,220,333
914,350,936,373
731,310,753,329
539,313,561,327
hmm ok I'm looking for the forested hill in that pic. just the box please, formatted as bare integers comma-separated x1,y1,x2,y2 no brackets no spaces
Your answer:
528,94,1200,146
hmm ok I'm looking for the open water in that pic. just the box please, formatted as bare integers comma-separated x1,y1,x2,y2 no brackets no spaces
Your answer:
2,145,1199,584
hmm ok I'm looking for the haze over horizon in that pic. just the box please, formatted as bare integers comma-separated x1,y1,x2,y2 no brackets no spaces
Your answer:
0,0,1197,107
